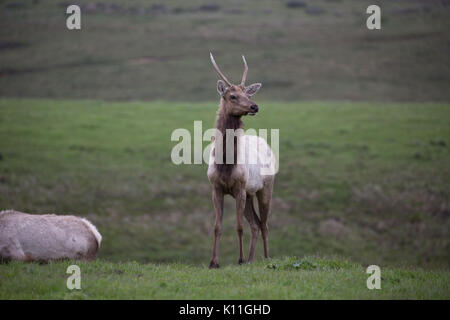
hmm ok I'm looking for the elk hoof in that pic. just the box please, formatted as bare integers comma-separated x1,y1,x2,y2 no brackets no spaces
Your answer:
238,258,245,265
209,261,220,269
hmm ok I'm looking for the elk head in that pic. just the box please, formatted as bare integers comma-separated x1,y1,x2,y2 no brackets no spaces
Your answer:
210,53,262,117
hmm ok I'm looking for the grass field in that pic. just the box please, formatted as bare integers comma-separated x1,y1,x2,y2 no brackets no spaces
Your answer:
1,98,449,299
0,98,449,270
1,257,449,299
0,0,449,102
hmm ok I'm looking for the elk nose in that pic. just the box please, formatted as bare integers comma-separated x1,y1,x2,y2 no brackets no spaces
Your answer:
250,104,259,112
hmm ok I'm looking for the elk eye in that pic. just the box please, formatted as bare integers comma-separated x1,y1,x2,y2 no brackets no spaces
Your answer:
230,95,237,100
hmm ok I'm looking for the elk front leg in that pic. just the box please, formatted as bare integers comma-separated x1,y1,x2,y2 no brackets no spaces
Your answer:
235,189,246,264
209,187,224,269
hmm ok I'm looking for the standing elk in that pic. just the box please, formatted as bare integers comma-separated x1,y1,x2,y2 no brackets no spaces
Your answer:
207,53,276,268
0,210,102,262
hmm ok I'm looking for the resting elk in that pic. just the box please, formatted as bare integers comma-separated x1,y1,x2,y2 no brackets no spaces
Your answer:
207,53,276,268
0,210,102,262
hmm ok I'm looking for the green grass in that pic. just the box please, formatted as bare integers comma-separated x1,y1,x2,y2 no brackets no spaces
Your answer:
1,256,448,299
0,98,449,299
0,0,449,102
0,98,449,270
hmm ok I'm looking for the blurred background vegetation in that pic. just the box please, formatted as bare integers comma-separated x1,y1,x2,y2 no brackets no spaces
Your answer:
0,0,449,101
0,0,449,268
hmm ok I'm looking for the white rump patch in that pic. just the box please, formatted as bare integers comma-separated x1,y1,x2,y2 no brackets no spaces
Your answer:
81,218,102,247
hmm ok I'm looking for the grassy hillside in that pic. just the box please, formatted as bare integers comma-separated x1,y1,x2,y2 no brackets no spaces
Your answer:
0,0,449,102
0,98,449,269
1,256,449,299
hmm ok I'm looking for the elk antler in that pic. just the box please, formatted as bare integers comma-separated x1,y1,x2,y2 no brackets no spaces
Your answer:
240,55,248,87
210,52,232,87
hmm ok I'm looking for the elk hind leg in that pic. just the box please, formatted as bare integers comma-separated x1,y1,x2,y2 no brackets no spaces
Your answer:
243,195,261,263
257,182,273,259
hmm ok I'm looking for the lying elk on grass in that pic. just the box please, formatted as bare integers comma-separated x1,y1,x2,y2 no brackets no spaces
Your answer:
0,210,102,262
207,53,276,268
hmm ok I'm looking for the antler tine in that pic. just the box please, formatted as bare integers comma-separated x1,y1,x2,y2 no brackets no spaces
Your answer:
210,52,232,86
240,55,248,87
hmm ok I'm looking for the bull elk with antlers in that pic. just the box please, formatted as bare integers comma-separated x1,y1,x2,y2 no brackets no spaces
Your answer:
207,53,276,268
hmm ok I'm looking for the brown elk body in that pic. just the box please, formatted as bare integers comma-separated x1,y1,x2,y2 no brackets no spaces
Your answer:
207,53,276,268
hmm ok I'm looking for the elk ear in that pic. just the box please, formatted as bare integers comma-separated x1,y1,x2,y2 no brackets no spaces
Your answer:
244,83,262,96
217,80,228,96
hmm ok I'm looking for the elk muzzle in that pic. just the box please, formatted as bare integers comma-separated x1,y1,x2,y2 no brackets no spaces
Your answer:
248,104,259,116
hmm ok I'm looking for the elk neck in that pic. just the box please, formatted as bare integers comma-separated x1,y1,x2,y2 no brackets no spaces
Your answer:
214,99,243,183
